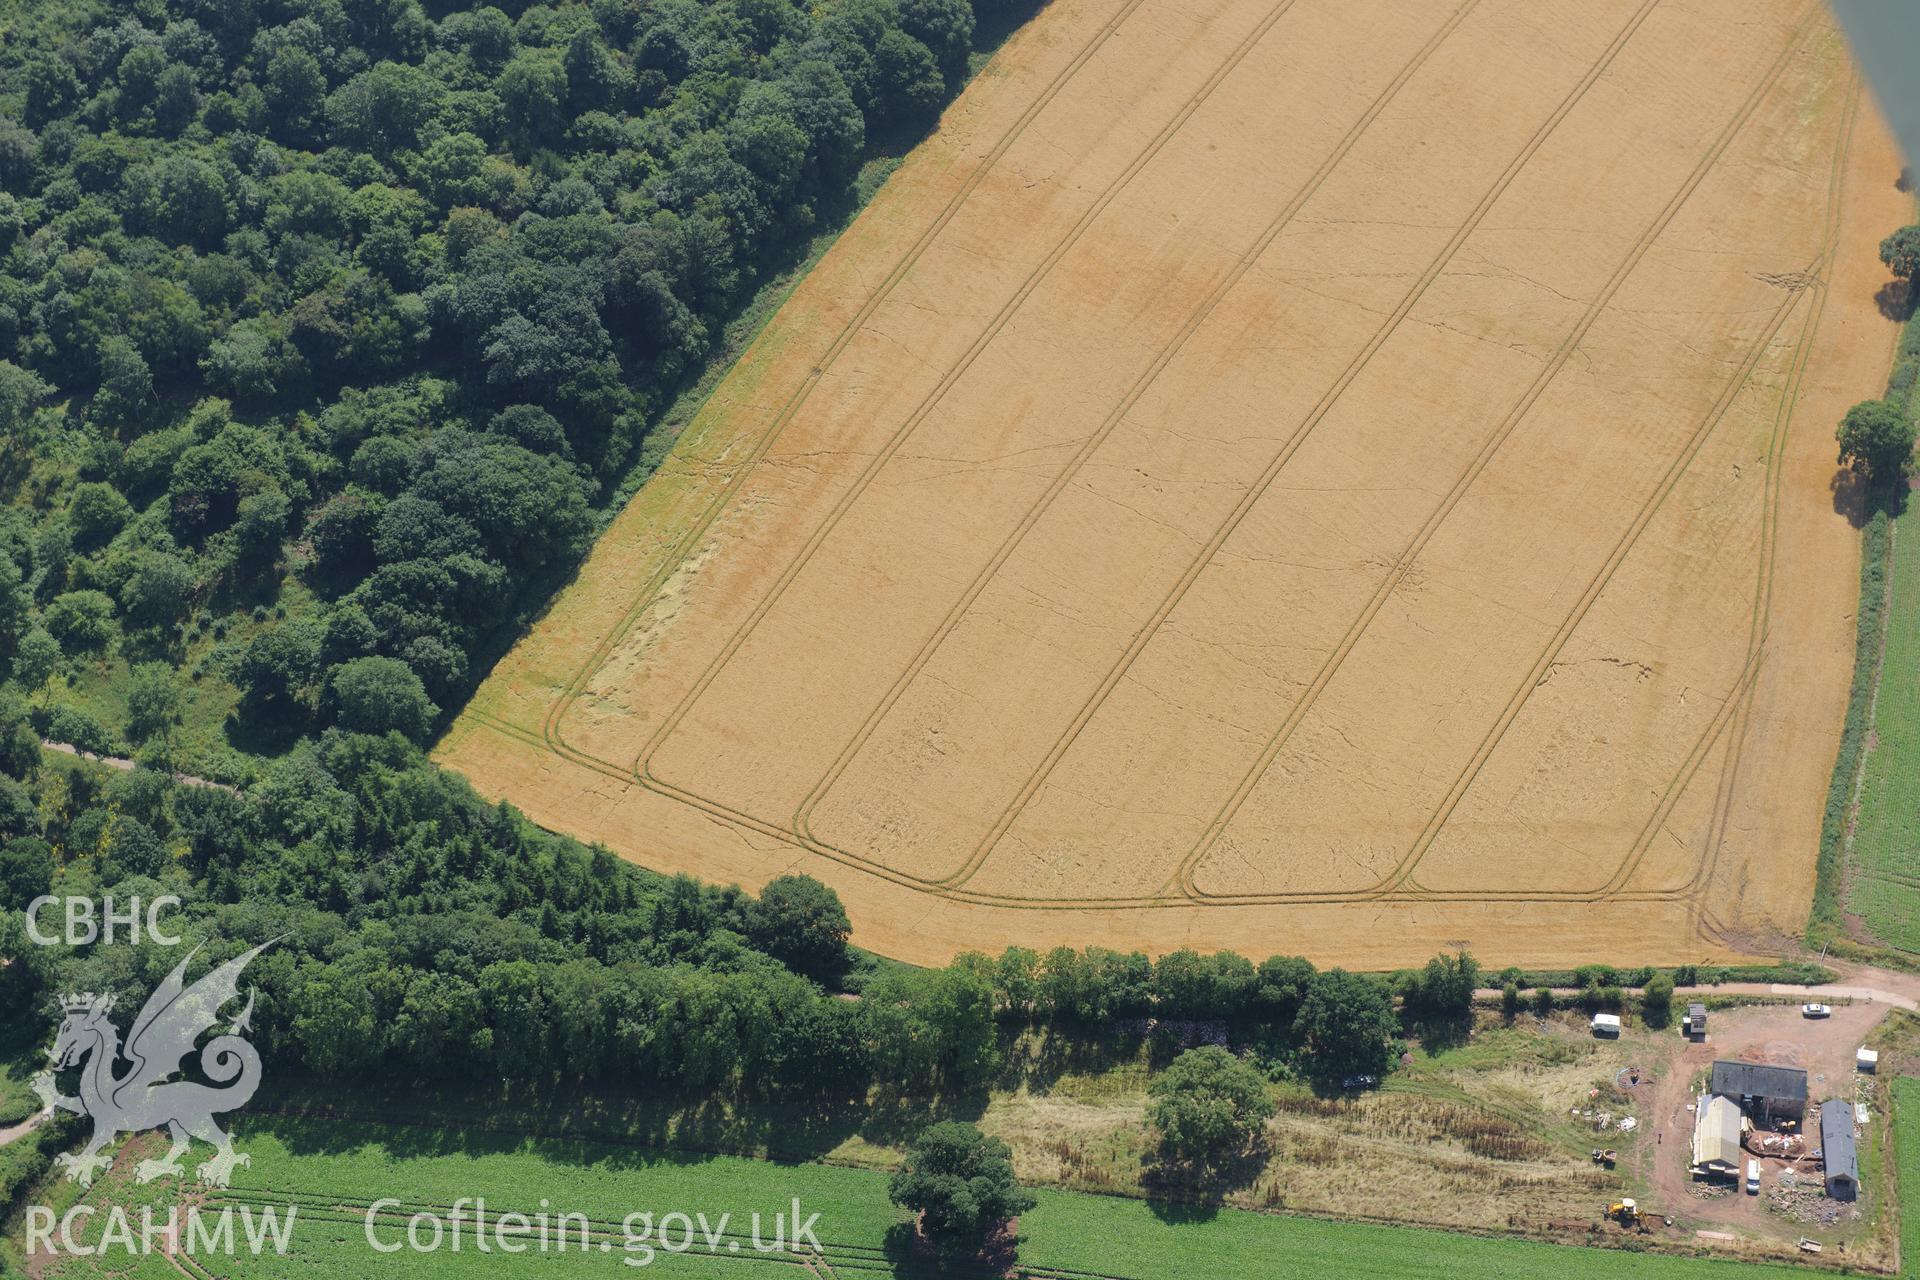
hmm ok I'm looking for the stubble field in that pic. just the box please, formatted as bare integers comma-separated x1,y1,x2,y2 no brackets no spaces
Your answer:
440,0,1908,967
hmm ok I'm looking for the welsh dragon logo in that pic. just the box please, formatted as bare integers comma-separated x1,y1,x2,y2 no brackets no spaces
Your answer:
33,941,274,1189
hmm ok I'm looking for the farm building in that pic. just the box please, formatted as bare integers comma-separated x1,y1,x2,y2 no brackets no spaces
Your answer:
1690,1095,1744,1176
1820,1100,1858,1200
1710,1061,1808,1124
1686,1003,1707,1039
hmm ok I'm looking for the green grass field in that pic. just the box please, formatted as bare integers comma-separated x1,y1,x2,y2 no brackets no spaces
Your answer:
1896,1077,1918,1278
20,1116,1846,1280
1848,487,1920,952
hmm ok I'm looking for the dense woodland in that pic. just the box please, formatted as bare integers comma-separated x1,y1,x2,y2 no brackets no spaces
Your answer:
0,0,1010,763
0,718,999,1096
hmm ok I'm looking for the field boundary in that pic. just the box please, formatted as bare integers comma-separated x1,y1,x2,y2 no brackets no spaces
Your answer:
476,7,1846,919
1894,1077,1917,1277
1811,187,1920,953
440,0,1900,970
1826,512,1896,927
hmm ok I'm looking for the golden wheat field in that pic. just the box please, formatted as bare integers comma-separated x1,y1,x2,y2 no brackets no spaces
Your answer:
438,0,1908,967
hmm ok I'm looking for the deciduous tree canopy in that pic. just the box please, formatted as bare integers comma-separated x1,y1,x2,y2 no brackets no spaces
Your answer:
1837,398,1916,485
1147,1045,1275,1170
888,1121,1035,1262
0,0,1002,756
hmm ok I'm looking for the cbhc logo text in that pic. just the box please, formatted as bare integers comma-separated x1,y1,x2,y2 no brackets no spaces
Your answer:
24,897,184,946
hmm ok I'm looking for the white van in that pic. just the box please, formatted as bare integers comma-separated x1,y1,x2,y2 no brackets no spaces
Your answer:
1746,1160,1760,1194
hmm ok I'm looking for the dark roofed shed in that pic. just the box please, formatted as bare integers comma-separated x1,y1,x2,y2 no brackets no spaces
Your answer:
1820,1099,1858,1200
1710,1061,1808,1122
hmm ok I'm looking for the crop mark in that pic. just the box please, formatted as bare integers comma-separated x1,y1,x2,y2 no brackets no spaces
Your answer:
1381,265,1818,898
1172,8,1817,904
933,0,1666,891
1399,644,1766,903
456,3,1860,925
1599,67,1860,920
787,0,1487,863
633,0,1311,798
1676,69,1863,936
1395,60,1858,911
1593,69,1864,933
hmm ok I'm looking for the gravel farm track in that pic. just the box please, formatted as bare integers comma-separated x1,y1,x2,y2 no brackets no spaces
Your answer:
439,0,1910,967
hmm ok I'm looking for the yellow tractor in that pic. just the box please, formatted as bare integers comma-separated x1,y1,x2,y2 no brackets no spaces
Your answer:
1604,1200,1647,1231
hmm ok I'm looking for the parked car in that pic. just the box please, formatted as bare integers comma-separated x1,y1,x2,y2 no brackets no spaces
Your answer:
1746,1160,1761,1194
1341,1075,1378,1091
1801,1003,1832,1018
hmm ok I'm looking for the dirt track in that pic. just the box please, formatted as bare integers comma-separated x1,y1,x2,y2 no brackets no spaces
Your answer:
39,740,237,793
0,1106,50,1150
439,0,1910,966
1639,997,1885,1245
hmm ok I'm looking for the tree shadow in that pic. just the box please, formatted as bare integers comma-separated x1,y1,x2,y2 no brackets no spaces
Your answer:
201,560,286,619
222,701,306,757
970,0,1047,62
116,626,187,670
879,1219,1021,1279
1832,467,1872,527
246,1073,909,1169
994,1023,1144,1095
1875,278,1912,322
1141,1138,1268,1215
299,557,370,604
1145,1197,1221,1226
1410,1013,1474,1055
1834,469,1913,527
856,1088,989,1150
0,1035,45,1072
